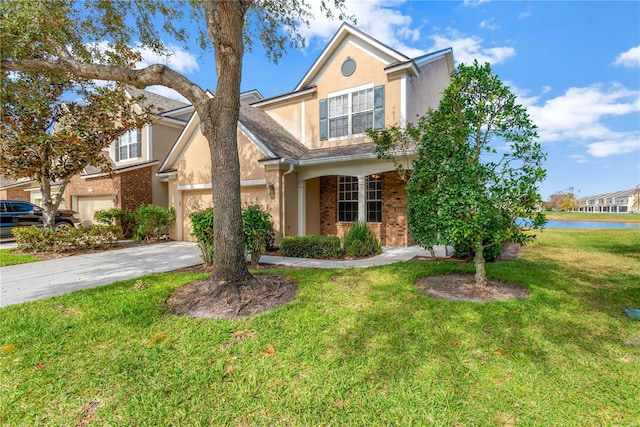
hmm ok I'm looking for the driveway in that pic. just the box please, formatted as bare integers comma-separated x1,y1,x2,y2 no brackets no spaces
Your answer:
1,241,201,307
1,241,447,307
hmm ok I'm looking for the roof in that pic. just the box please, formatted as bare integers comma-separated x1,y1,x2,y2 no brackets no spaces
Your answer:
126,87,189,114
0,177,35,189
238,105,308,161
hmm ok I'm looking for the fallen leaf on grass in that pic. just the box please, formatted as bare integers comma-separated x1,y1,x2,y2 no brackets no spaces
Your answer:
35,363,45,370
261,343,276,356
2,344,16,353
492,349,504,355
225,365,233,374
451,339,462,345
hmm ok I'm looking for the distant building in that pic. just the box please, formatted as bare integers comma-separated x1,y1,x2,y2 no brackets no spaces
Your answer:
577,188,639,213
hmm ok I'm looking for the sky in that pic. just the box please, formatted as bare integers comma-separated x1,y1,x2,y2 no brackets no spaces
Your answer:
140,0,640,201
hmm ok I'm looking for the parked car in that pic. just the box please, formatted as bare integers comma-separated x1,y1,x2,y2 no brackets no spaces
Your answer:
0,200,81,239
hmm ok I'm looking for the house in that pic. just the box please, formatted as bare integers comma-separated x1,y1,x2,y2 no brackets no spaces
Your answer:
63,89,190,225
577,188,639,213
158,23,454,246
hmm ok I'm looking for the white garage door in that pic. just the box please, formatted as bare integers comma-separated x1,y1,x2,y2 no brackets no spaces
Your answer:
77,195,114,226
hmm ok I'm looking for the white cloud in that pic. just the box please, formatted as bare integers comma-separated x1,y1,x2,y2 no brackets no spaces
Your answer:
524,83,640,158
430,30,515,65
463,0,490,7
518,8,532,20
568,154,588,164
136,44,199,74
296,0,426,58
479,18,499,30
613,45,640,68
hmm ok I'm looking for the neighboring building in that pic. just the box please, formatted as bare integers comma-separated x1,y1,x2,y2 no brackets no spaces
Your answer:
0,178,33,203
577,188,639,213
63,89,190,225
158,23,454,246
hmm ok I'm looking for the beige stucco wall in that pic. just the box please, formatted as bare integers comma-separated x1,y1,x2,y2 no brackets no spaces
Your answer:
261,38,402,151
406,57,451,121
151,122,183,207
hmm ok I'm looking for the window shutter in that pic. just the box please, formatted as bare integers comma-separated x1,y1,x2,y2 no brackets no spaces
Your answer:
114,136,120,161
374,85,385,130
136,128,142,158
319,98,328,140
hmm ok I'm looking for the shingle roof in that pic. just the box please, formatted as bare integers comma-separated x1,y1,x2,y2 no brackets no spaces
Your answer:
126,87,189,114
238,105,308,161
0,176,34,189
301,143,377,161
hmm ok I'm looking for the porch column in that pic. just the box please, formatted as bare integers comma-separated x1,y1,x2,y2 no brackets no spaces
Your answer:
298,180,306,236
358,175,366,223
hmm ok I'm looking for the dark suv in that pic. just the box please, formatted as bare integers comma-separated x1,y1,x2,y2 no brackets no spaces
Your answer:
0,200,81,239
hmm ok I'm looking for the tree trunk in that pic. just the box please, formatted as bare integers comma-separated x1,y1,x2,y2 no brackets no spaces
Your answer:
40,179,56,228
198,1,257,304
473,238,487,286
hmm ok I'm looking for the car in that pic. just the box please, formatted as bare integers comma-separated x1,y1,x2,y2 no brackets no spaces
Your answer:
0,200,81,239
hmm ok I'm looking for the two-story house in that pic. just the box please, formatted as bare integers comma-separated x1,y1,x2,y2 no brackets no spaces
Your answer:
158,23,454,246
63,88,190,225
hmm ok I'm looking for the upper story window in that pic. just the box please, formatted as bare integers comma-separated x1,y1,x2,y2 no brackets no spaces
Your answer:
115,129,141,162
320,85,384,140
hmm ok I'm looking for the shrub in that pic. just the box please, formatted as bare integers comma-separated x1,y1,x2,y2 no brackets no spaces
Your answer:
453,238,503,262
13,225,122,252
242,204,274,268
280,235,343,259
133,204,176,241
94,208,137,238
189,207,214,265
343,221,382,257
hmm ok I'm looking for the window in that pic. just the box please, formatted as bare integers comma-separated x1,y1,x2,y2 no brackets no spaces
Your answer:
320,85,384,140
366,175,382,223
338,176,358,222
115,129,141,161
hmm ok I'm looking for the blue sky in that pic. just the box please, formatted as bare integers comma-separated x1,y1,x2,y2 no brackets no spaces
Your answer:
141,0,640,200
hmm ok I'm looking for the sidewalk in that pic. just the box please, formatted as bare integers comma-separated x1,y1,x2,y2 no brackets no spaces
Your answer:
0,241,449,307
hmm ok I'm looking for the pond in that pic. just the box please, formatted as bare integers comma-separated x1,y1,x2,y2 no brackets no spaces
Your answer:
544,220,640,229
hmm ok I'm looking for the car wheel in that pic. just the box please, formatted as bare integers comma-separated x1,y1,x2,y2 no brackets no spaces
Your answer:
55,222,73,232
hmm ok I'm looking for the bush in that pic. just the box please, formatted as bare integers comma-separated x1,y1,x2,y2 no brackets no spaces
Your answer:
189,208,215,266
280,235,343,259
13,225,122,252
242,204,274,268
94,208,137,238
133,204,175,241
453,239,503,262
343,221,382,257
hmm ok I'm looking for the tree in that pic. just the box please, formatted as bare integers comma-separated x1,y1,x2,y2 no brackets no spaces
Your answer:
633,185,640,213
403,61,546,286
0,0,347,306
545,188,579,211
1,71,149,227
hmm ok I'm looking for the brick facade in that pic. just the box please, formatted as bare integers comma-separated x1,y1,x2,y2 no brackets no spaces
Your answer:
0,183,31,201
319,171,410,246
64,166,152,211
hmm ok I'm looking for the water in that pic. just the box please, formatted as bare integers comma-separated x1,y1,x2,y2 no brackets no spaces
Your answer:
544,220,640,229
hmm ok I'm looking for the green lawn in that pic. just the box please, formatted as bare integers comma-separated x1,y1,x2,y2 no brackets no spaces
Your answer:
1,229,639,426
545,210,640,222
0,248,40,267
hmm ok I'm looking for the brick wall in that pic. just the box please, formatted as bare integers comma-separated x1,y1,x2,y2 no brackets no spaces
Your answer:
318,172,410,247
64,166,152,211
0,184,30,201
120,167,152,210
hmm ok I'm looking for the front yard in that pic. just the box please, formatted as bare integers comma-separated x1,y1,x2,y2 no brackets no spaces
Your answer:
1,229,639,425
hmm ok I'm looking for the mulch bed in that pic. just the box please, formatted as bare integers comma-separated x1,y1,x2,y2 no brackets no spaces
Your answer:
415,274,531,302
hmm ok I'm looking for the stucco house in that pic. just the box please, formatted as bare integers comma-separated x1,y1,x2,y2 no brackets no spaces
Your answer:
63,88,190,225
158,23,454,246
577,188,639,213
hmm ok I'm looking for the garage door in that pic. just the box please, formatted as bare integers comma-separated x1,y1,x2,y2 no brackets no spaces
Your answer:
77,195,114,226
182,190,212,241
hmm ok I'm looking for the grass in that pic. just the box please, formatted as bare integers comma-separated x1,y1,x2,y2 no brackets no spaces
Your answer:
544,210,640,222
0,248,40,266
1,229,639,426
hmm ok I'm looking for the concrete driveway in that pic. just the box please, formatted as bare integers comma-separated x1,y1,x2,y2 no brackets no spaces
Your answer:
0,241,201,307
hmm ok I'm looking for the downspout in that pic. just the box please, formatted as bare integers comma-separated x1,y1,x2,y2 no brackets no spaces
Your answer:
280,162,295,239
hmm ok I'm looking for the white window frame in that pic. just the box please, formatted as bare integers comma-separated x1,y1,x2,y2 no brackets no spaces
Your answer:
337,176,359,223
117,129,140,161
327,83,374,140
366,175,382,223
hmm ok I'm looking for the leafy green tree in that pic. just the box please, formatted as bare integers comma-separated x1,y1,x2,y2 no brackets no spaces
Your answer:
1,71,149,228
0,0,348,306
406,61,546,286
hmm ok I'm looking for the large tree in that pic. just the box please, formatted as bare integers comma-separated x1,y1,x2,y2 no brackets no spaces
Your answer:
375,61,546,286
0,0,346,304
1,72,149,227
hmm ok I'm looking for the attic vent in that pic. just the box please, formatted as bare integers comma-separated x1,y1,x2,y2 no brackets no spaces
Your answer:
341,57,356,76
